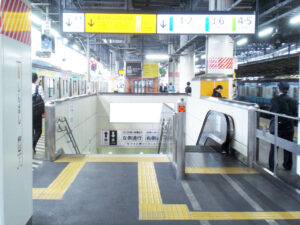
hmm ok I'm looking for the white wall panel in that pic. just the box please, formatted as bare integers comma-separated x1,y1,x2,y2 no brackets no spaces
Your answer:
0,33,32,225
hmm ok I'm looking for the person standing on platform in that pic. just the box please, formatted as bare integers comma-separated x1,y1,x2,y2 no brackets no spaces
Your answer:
212,85,223,98
185,82,192,95
159,83,164,92
269,81,297,171
167,82,175,93
32,73,45,154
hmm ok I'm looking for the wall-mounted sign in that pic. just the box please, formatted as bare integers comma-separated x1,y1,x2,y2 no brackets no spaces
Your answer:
109,130,117,145
100,130,159,147
157,14,255,34
126,62,142,77
85,13,156,33
62,13,85,32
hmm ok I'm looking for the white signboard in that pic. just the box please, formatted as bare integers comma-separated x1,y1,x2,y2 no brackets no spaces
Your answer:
63,13,85,33
157,14,255,34
100,130,159,147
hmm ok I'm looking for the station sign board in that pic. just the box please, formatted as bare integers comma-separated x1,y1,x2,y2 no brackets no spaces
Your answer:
62,13,84,32
62,12,255,34
85,13,156,33
157,14,255,34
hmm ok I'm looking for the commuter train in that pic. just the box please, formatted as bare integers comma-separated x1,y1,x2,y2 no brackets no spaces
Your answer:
236,78,298,109
32,60,108,101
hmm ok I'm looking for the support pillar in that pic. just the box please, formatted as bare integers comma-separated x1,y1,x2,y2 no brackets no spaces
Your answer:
168,42,179,92
202,0,234,99
297,54,300,175
0,1,33,224
178,35,195,93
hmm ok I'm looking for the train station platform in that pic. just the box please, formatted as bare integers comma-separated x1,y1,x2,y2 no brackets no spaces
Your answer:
32,152,300,225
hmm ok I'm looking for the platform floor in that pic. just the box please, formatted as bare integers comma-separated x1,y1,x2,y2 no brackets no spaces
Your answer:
33,153,300,225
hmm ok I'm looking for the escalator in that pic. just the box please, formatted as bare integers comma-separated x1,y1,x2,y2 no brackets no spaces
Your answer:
190,110,235,154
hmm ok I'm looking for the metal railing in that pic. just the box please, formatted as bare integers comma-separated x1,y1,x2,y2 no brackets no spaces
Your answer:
254,108,300,176
57,117,81,155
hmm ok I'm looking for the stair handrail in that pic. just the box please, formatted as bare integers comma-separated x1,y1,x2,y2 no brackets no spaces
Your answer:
57,117,81,154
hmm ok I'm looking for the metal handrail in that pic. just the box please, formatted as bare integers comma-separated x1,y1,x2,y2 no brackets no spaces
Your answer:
57,117,81,155
256,108,300,121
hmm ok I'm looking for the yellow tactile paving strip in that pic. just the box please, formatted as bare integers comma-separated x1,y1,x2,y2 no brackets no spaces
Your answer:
138,162,300,221
33,162,85,200
185,167,258,174
56,156,170,163
33,156,300,221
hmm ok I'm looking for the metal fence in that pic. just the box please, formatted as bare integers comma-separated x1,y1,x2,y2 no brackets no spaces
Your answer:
253,109,300,184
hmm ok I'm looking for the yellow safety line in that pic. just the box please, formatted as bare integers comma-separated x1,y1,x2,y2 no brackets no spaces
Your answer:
138,162,300,221
33,162,85,200
185,167,258,174
56,156,169,163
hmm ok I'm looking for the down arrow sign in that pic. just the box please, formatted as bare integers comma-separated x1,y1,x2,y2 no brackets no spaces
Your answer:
160,20,167,28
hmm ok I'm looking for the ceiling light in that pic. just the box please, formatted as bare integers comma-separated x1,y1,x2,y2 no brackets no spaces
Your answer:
194,57,199,62
290,15,300,25
258,27,274,38
201,55,206,59
30,13,43,26
237,38,248,46
145,54,169,60
73,44,79,51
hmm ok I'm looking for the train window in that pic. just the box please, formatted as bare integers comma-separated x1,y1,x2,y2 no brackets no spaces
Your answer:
256,87,263,98
272,87,278,97
73,80,77,94
66,80,69,94
293,87,298,99
48,78,54,98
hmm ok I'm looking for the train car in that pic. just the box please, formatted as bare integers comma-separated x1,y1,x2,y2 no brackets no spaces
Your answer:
32,60,107,101
236,78,298,109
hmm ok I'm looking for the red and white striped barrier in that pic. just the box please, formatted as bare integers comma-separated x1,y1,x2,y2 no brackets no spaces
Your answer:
0,0,31,46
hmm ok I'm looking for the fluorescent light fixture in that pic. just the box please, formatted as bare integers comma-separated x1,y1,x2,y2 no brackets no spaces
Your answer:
201,55,206,59
258,27,274,37
73,44,79,51
145,54,169,60
237,38,248,46
50,28,60,37
290,15,300,25
30,13,43,26
194,57,199,62
63,38,68,44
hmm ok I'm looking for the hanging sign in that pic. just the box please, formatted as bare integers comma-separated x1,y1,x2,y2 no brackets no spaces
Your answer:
157,14,255,34
85,13,156,33
142,63,159,78
126,62,142,77
62,13,85,32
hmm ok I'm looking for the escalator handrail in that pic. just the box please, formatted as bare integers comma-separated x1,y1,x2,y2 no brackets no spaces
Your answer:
196,110,235,148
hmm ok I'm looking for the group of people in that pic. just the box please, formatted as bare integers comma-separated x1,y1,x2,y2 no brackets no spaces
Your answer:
159,82,176,93
159,82,192,95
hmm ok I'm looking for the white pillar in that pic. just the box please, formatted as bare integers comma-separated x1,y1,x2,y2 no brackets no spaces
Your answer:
0,1,33,225
178,35,195,93
168,42,179,91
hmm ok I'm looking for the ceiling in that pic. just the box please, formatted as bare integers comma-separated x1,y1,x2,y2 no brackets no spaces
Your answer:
29,0,300,74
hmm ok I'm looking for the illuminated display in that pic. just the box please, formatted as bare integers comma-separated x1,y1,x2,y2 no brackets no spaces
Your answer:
157,14,255,34
85,13,156,33
62,12,256,35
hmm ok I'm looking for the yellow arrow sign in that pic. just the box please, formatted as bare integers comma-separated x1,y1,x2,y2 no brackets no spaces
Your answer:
85,13,156,34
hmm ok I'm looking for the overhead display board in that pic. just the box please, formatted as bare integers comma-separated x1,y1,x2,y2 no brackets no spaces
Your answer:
62,13,84,32
126,62,142,77
62,12,255,34
157,14,255,34
85,13,156,33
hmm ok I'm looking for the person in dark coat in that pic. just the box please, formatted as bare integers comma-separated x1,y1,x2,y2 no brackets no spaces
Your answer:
185,82,192,95
269,81,297,171
212,85,223,98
